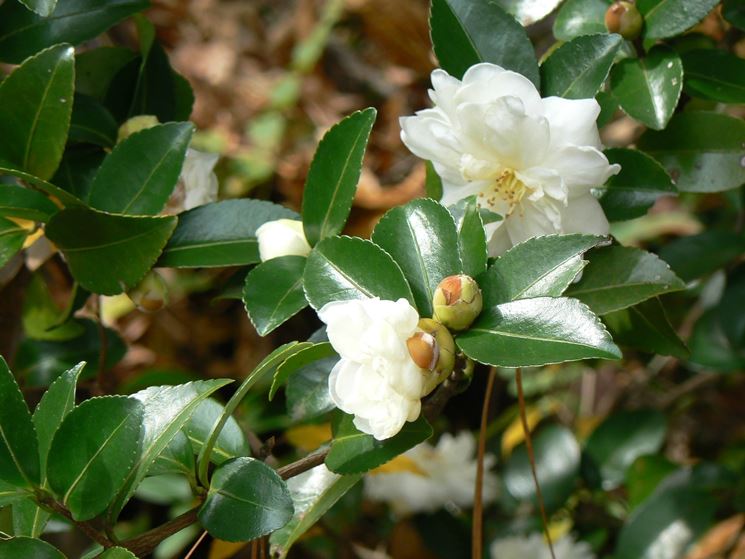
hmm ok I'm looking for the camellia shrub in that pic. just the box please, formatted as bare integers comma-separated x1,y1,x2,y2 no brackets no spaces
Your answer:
0,0,743,558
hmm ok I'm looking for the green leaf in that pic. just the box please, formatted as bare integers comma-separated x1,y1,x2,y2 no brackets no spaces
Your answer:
0,185,58,222
184,399,250,466
96,547,138,559
495,0,563,25
682,49,745,104
158,199,298,268
503,424,580,512
302,109,376,246
326,414,432,474
565,245,685,315
637,111,745,193
553,0,610,40
23,273,84,342
720,267,745,350
659,231,745,282
69,94,118,147
12,497,49,538
149,430,194,477
424,161,443,201
430,0,540,86
303,236,415,310
270,342,336,400
637,0,720,40
244,256,308,336
604,298,688,359
0,161,83,208
18,0,57,17
372,199,462,316
481,234,604,307
0,537,65,559
594,148,676,221
626,455,677,510
286,355,337,421
0,216,28,268
456,196,488,278
87,122,193,215
0,480,26,507
51,145,105,201
0,356,40,488
75,47,137,101
47,395,144,520
585,409,666,490
270,466,362,558
610,46,682,130
199,457,294,541
0,44,74,180
45,207,177,295
541,33,622,99
723,0,745,30
0,0,149,64
689,309,745,372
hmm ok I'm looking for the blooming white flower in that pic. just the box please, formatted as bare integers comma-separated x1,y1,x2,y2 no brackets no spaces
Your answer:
364,431,498,515
490,533,595,559
318,297,426,440
166,148,220,213
401,63,620,255
256,219,312,261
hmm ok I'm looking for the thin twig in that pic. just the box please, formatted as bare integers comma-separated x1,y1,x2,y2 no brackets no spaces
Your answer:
184,530,208,559
119,506,201,557
41,498,112,549
516,368,556,559
472,367,497,559
277,448,329,479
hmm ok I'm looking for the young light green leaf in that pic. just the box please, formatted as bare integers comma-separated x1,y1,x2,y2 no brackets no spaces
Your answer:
199,457,294,541
637,0,720,39
0,186,59,222
553,0,609,40
0,44,74,180
565,245,685,315
0,537,65,559
87,122,193,215
47,395,144,520
270,342,336,400
46,207,177,295
541,33,622,99
158,199,298,268
303,236,415,310
371,199,462,316
0,217,28,268
302,109,376,246
637,111,745,193
430,0,540,86
244,255,308,336
0,356,40,488
610,46,683,130
456,297,621,367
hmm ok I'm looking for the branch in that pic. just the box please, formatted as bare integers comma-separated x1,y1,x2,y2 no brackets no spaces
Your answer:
42,498,113,549
277,448,329,480
120,506,201,557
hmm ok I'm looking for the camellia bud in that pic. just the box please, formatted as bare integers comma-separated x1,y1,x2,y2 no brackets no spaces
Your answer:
432,274,483,331
407,318,456,394
117,115,159,143
605,1,643,40
128,271,168,312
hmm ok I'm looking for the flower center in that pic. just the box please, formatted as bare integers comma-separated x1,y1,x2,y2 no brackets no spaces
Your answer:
477,169,530,216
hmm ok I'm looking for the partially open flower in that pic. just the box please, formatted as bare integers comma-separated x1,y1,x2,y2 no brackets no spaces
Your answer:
128,271,168,313
407,318,456,393
433,274,483,331
256,219,311,261
605,1,643,40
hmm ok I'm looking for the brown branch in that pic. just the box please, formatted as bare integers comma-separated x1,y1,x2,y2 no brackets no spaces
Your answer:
277,448,329,480
472,367,497,559
42,498,112,549
120,506,201,557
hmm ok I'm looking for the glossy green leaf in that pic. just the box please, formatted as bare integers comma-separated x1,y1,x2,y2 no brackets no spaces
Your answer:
270,466,362,558
244,255,308,336
0,357,40,488
12,497,49,538
0,161,83,208
596,89,619,127
0,217,28,268
199,457,294,541
424,161,443,201
149,430,194,477
270,342,336,400
372,199,462,316
47,396,144,520
481,234,604,307
286,355,337,421
45,207,177,295
69,94,118,147
610,46,682,130
158,199,298,268
96,547,138,559
0,480,26,507
184,399,250,465
75,47,137,101
626,455,677,510
326,414,433,474
303,236,415,310
0,186,58,222
87,122,193,214
495,0,562,25
0,537,65,559
17,0,57,17
637,0,720,40
723,0,745,30
688,309,745,372
0,0,149,64
0,44,74,180
51,146,106,201
22,273,84,342
604,298,688,359
503,424,580,512
541,33,622,99
553,0,609,40
594,148,676,221
430,0,540,86
637,111,745,193
682,49,745,104
565,246,685,315
659,231,745,282
302,109,376,246
456,196,488,278
585,409,666,490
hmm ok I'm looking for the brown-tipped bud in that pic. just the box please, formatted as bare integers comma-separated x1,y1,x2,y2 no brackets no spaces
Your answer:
117,115,159,143
432,274,483,331
605,1,643,40
411,318,456,395
128,271,168,312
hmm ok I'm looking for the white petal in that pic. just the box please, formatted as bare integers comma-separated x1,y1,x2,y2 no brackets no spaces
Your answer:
486,221,512,257
542,96,602,150
441,179,489,207
542,145,621,192
255,219,311,261
428,68,461,118
504,199,561,246
319,299,370,359
180,148,219,210
558,192,610,236
458,64,542,114
400,114,461,170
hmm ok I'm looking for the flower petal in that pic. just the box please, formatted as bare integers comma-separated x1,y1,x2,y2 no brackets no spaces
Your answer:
543,145,621,192
458,64,543,114
542,96,602,150
558,192,610,236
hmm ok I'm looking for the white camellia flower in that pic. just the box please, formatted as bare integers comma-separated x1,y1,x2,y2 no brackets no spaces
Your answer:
364,431,498,515
400,63,621,255
256,219,312,261
490,533,595,559
178,148,219,211
318,297,426,440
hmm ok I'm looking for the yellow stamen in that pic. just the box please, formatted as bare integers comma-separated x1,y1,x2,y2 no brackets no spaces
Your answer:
477,169,531,216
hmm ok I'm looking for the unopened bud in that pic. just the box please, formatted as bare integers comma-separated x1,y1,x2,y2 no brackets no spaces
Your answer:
409,318,456,395
117,115,159,143
128,271,168,312
605,1,643,40
432,274,483,331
